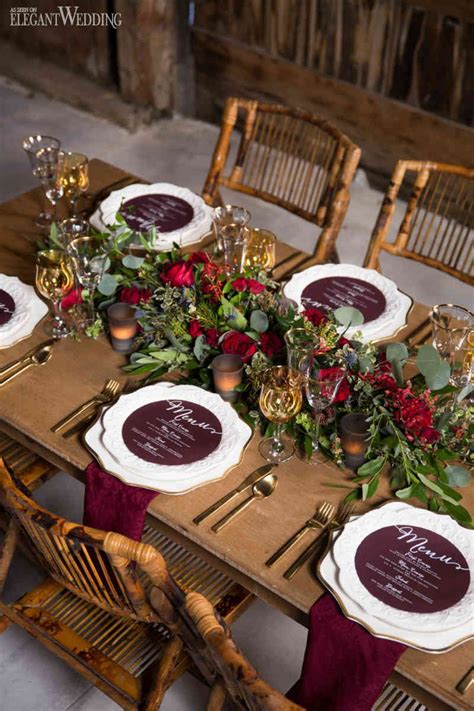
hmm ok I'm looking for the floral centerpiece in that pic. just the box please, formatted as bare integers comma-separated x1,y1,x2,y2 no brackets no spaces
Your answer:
57,220,473,525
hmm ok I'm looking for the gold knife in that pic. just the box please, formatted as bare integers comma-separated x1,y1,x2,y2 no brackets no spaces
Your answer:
0,339,55,379
193,463,274,525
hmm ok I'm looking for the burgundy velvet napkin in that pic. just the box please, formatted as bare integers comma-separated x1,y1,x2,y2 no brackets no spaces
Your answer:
288,594,407,711
83,461,158,541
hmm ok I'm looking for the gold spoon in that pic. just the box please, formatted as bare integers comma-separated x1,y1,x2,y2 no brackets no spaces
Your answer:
212,473,278,533
0,343,54,386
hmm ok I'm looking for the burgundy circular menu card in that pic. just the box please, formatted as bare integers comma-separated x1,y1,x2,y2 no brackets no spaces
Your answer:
355,525,470,613
120,194,194,233
0,289,15,326
301,276,386,323
121,399,222,466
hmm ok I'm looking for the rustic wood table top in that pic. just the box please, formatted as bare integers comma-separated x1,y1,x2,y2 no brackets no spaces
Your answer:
0,159,472,709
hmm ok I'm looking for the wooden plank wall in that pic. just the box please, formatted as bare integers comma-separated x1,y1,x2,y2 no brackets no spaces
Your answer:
191,0,474,179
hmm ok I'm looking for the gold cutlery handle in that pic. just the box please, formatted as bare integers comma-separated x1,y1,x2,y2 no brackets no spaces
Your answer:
265,524,309,567
212,495,254,533
193,489,241,525
0,359,34,386
0,355,31,378
283,533,326,581
63,411,98,439
51,397,101,432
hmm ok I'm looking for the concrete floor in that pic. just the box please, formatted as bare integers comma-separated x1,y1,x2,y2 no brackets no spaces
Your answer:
0,76,471,711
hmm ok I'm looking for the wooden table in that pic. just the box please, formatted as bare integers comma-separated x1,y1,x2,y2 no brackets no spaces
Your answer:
1,159,472,710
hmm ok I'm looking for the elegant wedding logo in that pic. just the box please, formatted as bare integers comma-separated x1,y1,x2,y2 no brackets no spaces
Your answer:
10,6,122,28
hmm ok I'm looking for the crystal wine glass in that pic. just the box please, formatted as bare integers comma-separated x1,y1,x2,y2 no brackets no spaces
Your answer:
303,356,346,461
58,217,90,248
430,304,473,387
61,152,89,217
66,236,108,327
285,327,320,373
259,366,303,463
22,135,61,227
34,147,65,224
212,205,250,271
35,250,73,339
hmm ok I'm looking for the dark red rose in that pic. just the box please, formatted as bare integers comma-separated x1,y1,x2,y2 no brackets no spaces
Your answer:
232,277,248,292
161,260,194,288
221,331,258,363
188,251,210,265
303,308,327,326
61,287,82,310
260,331,284,358
247,279,265,295
119,286,151,305
420,427,440,444
338,336,351,347
318,367,350,403
188,319,203,338
205,328,220,348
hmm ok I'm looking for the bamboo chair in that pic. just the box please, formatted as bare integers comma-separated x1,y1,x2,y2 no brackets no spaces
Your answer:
202,97,361,274
0,460,252,710
363,160,474,286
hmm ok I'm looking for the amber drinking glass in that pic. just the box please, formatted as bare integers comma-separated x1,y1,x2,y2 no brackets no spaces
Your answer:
36,250,73,339
259,366,303,463
243,228,276,271
61,152,89,217
430,304,474,387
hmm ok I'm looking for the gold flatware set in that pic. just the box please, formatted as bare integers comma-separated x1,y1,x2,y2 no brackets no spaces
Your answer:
0,340,55,387
51,378,121,437
211,473,278,533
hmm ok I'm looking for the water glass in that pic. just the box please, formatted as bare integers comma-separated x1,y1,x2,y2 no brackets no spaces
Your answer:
22,135,61,227
34,148,65,224
303,356,346,460
67,236,109,327
285,327,320,373
212,205,250,271
430,304,473,387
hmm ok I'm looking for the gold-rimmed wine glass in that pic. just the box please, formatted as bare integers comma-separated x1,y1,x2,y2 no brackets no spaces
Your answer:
259,366,303,463
285,327,320,373
243,228,276,272
61,152,89,217
36,250,74,339
34,147,65,225
66,236,109,327
430,304,473,388
22,135,61,227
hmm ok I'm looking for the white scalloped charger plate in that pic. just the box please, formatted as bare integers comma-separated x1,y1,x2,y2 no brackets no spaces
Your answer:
331,502,473,633
283,264,412,342
0,276,48,349
318,529,473,653
84,383,252,494
89,182,213,250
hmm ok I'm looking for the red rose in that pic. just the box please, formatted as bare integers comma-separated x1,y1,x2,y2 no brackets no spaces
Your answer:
61,287,82,310
205,328,220,348
188,251,210,265
232,277,248,292
303,308,327,326
420,427,440,444
119,286,151,305
260,331,284,358
161,260,194,288
188,319,203,338
318,367,350,403
221,331,257,363
338,336,350,347
247,279,265,295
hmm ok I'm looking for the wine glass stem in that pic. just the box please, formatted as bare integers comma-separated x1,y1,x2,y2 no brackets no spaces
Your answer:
312,410,321,452
52,298,63,326
87,287,96,323
272,423,284,456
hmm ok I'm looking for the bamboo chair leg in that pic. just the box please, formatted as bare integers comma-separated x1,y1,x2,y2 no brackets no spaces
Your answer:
206,679,227,711
143,636,183,710
0,519,19,635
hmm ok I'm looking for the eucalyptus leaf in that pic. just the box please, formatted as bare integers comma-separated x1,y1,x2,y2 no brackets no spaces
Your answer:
386,342,409,363
334,306,364,328
445,464,472,488
391,358,404,386
122,254,145,269
416,344,442,374
250,309,269,333
97,273,119,296
425,360,450,390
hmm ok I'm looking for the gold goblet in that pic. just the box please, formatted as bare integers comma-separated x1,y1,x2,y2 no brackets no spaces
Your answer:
61,152,89,217
243,228,276,271
259,366,303,463
36,250,74,339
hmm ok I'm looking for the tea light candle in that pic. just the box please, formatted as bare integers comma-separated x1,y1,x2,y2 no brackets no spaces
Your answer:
340,413,370,470
107,302,138,353
211,354,244,403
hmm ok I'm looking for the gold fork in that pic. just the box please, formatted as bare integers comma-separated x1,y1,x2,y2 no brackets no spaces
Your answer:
265,501,335,568
283,501,354,581
51,379,121,433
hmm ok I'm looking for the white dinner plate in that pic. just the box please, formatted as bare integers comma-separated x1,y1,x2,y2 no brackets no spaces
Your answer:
0,275,48,349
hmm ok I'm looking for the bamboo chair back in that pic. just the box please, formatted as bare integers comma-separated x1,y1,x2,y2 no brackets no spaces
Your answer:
203,97,361,262
364,161,474,286
184,592,303,710
0,462,166,623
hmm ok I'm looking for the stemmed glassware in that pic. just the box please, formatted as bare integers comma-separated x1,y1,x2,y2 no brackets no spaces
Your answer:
259,366,303,463
58,218,90,248
34,147,65,225
285,327,320,372
212,205,250,273
430,304,474,388
35,250,74,339
242,228,276,272
22,135,61,227
61,152,89,217
302,355,346,461
66,236,109,327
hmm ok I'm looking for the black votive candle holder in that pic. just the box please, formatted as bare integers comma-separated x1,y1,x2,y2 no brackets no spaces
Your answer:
340,413,370,470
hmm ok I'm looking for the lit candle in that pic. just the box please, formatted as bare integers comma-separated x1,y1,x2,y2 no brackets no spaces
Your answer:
340,413,370,470
211,354,244,403
107,302,138,353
